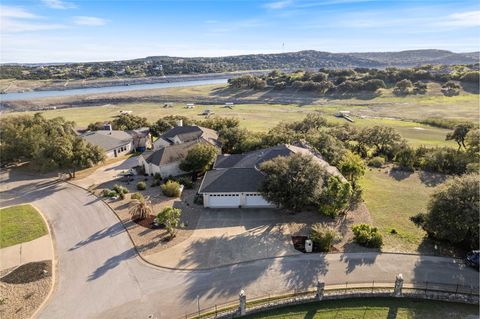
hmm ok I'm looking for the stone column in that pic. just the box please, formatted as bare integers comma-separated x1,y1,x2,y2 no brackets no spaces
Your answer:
316,281,325,300
239,290,246,315
393,273,404,297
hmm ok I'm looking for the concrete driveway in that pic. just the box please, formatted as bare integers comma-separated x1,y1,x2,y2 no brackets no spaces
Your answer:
73,156,139,189
1,170,478,319
144,209,300,269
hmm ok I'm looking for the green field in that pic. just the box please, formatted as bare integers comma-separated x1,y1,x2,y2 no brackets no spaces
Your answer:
0,204,48,248
243,298,478,319
8,102,457,147
359,168,445,252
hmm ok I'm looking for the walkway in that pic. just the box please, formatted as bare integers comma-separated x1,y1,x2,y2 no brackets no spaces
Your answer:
0,235,53,272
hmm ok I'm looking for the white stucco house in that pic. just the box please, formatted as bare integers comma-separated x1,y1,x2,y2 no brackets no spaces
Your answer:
138,124,220,177
80,126,151,158
152,123,218,150
198,144,345,209
81,130,134,158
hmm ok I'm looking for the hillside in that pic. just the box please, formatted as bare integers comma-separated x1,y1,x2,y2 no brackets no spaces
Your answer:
1,49,477,81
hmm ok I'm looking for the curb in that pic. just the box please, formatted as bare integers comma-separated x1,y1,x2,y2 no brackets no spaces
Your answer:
65,180,466,272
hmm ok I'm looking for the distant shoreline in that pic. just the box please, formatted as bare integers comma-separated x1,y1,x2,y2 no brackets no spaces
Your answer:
1,71,267,94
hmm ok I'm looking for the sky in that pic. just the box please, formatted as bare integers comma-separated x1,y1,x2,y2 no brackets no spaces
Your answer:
1,0,479,63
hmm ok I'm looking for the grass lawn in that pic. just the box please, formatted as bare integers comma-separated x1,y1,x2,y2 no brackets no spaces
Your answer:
0,204,48,248
243,298,478,319
359,167,447,252
9,102,456,147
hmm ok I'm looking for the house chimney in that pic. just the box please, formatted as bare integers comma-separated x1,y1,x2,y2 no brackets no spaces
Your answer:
175,119,183,127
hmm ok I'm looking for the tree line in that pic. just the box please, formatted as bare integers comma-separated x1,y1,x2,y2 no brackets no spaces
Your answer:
1,114,105,177
228,66,479,96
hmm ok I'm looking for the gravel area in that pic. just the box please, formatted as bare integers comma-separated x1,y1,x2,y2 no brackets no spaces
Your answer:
0,261,52,319
287,203,373,252
93,176,202,256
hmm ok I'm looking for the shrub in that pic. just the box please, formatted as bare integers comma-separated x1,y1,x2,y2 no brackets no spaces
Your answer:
119,192,126,200
113,184,128,194
156,207,182,239
352,224,383,248
176,176,193,189
367,156,385,168
310,224,341,252
161,180,181,197
136,181,146,190
131,192,144,201
102,189,117,198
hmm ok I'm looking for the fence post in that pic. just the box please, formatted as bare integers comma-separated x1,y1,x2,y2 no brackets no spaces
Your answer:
455,284,459,296
425,281,428,295
393,274,404,297
239,290,246,316
372,280,375,293
316,281,325,300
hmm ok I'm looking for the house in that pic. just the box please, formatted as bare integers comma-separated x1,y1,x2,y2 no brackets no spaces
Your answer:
138,123,220,177
81,129,134,158
138,140,209,177
198,144,344,209
152,123,219,150
127,127,152,152
81,126,151,158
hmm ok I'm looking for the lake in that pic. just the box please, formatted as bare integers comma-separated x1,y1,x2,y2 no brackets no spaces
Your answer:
0,78,228,102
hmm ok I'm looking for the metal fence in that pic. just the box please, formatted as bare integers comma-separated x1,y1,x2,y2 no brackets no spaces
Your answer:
182,280,479,319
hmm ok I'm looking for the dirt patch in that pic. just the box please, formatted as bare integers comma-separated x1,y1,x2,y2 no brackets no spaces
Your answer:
0,261,52,319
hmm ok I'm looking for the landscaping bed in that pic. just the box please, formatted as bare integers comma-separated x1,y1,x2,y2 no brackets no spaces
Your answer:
91,175,203,255
0,261,52,319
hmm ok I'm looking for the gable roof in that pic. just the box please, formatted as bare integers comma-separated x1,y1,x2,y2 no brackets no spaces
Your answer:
159,125,219,145
199,168,265,193
141,140,205,166
81,130,133,151
200,144,345,194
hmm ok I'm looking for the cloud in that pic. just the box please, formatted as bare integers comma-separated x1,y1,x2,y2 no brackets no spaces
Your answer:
73,16,108,26
443,10,480,27
0,5,66,33
41,0,77,9
0,5,38,18
264,0,293,10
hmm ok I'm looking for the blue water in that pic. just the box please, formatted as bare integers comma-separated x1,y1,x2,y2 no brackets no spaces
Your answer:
0,78,228,102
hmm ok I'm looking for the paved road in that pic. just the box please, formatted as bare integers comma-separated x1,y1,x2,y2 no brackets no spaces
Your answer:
1,171,478,319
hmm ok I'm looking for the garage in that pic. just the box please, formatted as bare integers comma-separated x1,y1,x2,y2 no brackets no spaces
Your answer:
205,194,241,208
244,193,273,207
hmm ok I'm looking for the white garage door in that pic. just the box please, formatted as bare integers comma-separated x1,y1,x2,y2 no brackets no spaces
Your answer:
244,193,272,207
207,194,241,208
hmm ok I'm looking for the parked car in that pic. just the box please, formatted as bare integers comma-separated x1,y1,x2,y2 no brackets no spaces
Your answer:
465,251,479,271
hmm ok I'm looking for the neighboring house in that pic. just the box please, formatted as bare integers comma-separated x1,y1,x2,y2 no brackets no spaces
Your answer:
80,127,151,158
139,140,209,177
127,127,152,152
138,123,220,177
153,123,219,150
198,144,345,209
81,130,134,158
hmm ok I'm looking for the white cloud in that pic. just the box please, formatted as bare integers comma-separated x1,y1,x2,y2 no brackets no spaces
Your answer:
73,16,108,26
0,5,66,33
264,0,293,10
443,10,480,27
0,5,38,19
41,0,77,10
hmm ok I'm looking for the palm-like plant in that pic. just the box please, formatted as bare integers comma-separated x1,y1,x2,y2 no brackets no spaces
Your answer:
129,196,152,220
